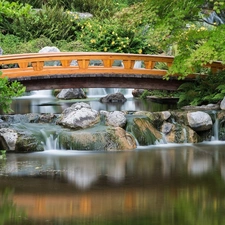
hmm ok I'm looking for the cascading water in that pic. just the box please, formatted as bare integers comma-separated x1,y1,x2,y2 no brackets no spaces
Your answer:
205,11,225,25
211,111,219,141
40,129,61,150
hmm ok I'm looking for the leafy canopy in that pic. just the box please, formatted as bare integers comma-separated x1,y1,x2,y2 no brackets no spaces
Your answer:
134,0,225,77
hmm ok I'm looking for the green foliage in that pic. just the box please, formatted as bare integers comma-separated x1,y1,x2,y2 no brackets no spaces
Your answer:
0,33,22,54
78,17,159,54
11,5,80,42
135,0,225,78
6,0,128,18
0,0,33,35
18,36,53,53
0,189,25,224
177,71,225,107
140,90,179,99
56,40,88,52
0,74,26,113
0,150,6,160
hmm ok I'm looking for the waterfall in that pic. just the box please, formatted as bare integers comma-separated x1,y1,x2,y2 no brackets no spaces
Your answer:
182,128,187,143
87,88,133,98
211,111,219,141
205,11,225,25
41,130,61,150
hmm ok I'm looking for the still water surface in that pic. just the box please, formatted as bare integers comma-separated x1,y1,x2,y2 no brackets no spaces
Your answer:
1,89,224,224
1,143,225,225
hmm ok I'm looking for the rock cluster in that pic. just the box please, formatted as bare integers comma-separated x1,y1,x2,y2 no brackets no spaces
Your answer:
0,102,224,152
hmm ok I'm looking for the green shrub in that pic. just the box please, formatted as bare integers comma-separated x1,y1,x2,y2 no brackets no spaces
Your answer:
0,33,22,54
11,5,80,42
19,36,53,53
77,18,159,54
177,71,225,107
56,40,88,52
0,74,26,113
0,0,33,35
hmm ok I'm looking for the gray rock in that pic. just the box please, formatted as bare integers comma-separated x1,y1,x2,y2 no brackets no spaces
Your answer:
187,111,212,131
161,122,173,134
57,88,86,99
100,111,126,128
182,104,220,111
0,128,17,151
57,102,100,129
132,89,146,97
59,126,136,151
38,46,61,66
100,92,127,103
161,111,171,120
220,97,225,110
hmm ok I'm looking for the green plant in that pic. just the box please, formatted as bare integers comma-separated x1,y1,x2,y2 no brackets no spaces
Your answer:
77,17,159,54
0,33,22,54
0,0,33,35
177,70,225,107
0,150,6,160
140,90,179,99
12,5,80,42
56,40,88,52
0,73,26,113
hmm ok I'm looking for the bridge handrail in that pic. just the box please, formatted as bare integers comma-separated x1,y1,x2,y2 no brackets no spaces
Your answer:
0,52,224,79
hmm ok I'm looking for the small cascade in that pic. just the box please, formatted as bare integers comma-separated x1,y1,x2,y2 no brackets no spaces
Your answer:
30,90,53,98
87,88,107,97
87,88,133,98
211,111,219,141
182,128,187,143
41,130,61,150
18,90,54,99
205,11,225,25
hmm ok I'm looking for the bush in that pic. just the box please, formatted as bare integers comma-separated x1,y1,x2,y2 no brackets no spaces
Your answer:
55,40,88,52
77,18,159,54
177,71,225,107
0,74,25,113
0,33,22,54
11,5,80,42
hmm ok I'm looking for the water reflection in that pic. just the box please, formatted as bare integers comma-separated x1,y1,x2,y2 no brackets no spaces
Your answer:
1,144,225,224
2,89,177,114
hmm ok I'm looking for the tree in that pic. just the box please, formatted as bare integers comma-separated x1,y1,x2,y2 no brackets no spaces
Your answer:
0,72,25,113
127,0,225,78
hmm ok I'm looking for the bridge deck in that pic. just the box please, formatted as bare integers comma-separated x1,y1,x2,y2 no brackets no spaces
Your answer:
0,52,224,91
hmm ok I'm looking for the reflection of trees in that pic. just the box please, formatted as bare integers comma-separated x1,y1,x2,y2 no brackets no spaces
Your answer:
158,188,225,225
0,188,25,225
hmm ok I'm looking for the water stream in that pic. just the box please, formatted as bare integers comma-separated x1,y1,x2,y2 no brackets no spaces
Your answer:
1,88,225,224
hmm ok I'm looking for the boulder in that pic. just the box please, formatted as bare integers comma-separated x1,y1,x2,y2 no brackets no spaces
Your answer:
0,128,17,151
0,128,44,152
57,102,100,129
132,89,146,97
126,115,162,145
100,92,127,103
57,88,87,99
59,126,136,151
38,46,61,66
220,97,225,110
187,111,212,131
134,111,171,129
100,110,126,128
161,122,199,143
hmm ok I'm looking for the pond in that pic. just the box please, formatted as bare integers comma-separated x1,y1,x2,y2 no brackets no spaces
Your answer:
1,143,225,225
3,88,177,114
1,89,224,224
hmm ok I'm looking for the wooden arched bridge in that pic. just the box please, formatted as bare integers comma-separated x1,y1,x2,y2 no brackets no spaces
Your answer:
0,52,224,91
